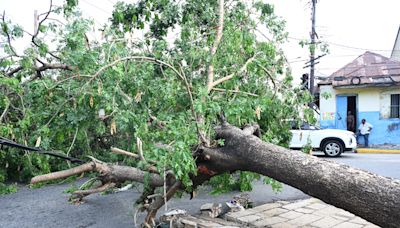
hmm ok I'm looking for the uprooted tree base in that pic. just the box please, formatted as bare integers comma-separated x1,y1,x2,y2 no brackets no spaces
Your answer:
31,124,400,228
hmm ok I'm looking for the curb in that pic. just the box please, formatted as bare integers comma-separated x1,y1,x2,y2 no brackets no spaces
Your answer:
356,148,400,154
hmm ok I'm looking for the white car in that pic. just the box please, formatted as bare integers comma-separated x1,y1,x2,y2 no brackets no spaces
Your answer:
289,123,357,157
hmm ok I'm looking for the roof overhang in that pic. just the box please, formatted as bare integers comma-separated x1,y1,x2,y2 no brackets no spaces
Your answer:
334,82,400,89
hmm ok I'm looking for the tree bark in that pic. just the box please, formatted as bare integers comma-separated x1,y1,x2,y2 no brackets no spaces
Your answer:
198,124,400,228
31,124,400,227
31,161,164,187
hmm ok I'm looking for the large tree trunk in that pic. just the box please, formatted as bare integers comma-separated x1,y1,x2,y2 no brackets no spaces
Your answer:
194,124,400,228
32,124,400,227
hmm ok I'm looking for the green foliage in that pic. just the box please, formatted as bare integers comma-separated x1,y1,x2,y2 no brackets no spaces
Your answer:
301,137,313,154
0,183,17,195
321,91,332,100
210,172,282,194
63,183,79,193
0,0,315,193
263,177,282,192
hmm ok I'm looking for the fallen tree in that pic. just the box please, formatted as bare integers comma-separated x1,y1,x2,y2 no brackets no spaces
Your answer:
32,123,400,227
2,0,399,227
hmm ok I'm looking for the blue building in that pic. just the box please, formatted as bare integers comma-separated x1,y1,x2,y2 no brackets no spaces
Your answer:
318,51,400,146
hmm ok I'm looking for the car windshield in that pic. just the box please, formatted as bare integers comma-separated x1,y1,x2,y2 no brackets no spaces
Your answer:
291,122,320,130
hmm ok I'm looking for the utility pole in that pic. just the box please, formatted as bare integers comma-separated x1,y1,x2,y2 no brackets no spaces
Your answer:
34,10,38,35
309,0,316,95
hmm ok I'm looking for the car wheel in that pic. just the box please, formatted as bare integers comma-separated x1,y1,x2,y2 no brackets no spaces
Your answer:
322,140,343,157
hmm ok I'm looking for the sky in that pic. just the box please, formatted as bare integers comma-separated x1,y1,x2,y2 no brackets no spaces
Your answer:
1,0,399,83
269,0,399,80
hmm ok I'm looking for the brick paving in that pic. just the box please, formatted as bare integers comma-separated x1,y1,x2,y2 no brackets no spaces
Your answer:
179,198,380,227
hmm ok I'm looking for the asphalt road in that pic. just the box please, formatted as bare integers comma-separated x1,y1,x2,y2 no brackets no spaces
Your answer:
0,153,399,228
319,152,400,179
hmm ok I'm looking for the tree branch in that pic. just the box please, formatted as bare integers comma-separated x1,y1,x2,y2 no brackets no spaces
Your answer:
111,147,159,173
32,0,52,43
207,0,225,92
31,160,165,187
136,137,145,161
71,182,116,201
178,64,209,145
144,181,182,226
208,55,256,92
212,87,258,97
111,147,157,166
0,99,10,123
5,66,23,77
65,127,79,168
37,63,74,72
6,63,74,77
83,56,207,145
31,0,61,61
85,56,184,86
1,11,19,57
256,62,278,98
111,147,139,158
31,162,96,184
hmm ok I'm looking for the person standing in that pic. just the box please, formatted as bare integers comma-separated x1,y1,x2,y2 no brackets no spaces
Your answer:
357,119,373,147
346,111,355,132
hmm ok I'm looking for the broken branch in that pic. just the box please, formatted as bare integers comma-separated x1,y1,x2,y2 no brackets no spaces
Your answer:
242,124,261,136
31,160,165,188
111,147,139,158
137,137,145,161
111,147,157,166
31,162,95,184
71,182,116,201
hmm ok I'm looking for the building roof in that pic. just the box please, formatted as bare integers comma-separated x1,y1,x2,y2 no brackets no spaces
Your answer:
318,51,400,88
391,25,400,61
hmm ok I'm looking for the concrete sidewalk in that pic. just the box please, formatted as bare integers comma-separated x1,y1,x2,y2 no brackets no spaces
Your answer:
356,148,400,154
179,198,380,227
355,144,400,154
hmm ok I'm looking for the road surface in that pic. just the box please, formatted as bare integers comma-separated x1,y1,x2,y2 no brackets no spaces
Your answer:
0,153,398,227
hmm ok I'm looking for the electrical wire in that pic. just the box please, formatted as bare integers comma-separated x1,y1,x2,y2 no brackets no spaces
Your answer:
288,36,393,52
81,0,112,15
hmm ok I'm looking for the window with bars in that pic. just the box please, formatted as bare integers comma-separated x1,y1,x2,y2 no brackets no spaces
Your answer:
390,94,400,118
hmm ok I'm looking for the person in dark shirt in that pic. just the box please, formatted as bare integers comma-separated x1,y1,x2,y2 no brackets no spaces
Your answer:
346,111,355,132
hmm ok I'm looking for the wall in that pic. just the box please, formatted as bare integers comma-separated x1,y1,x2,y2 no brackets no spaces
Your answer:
319,85,400,145
357,111,400,145
380,88,400,118
319,85,337,129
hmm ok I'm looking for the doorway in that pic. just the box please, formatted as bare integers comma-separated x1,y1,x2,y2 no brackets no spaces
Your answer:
347,96,357,132
335,95,357,132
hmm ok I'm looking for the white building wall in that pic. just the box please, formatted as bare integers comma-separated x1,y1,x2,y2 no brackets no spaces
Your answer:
318,85,400,145
357,90,380,112
319,85,337,119
334,88,381,112
319,85,400,121
380,88,400,118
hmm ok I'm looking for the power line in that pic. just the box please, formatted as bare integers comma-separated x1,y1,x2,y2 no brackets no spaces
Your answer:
106,0,116,5
288,54,373,63
288,36,393,52
327,41,393,52
81,0,112,15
